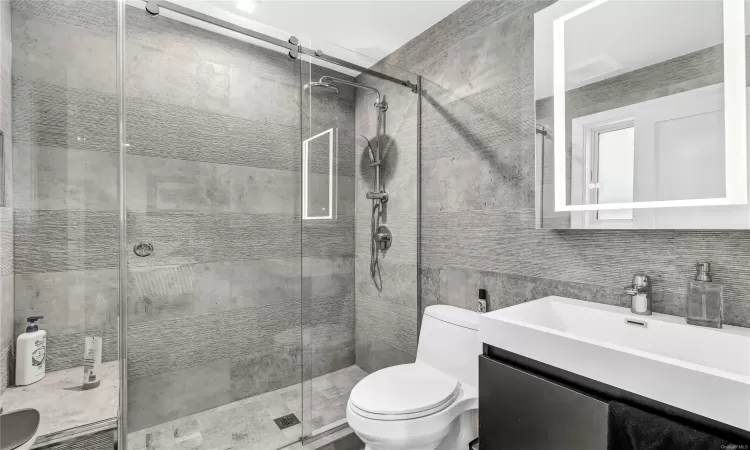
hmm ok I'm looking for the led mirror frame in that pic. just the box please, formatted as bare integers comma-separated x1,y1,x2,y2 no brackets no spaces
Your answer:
302,128,334,220
552,0,748,212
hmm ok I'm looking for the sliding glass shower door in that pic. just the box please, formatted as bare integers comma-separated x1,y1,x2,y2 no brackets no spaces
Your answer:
123,3,304,449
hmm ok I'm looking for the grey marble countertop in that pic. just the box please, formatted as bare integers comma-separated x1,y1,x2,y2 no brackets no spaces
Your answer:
1,361,119,438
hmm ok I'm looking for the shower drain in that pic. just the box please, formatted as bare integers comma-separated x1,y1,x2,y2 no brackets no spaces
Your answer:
273,413,300,430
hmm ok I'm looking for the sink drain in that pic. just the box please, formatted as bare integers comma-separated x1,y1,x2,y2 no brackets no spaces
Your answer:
273,413,300,430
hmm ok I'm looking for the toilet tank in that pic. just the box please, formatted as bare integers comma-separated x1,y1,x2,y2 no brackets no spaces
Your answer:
416,305,481,388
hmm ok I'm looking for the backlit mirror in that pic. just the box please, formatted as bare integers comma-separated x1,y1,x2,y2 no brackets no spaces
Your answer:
535,0,750,229
303,128,335,220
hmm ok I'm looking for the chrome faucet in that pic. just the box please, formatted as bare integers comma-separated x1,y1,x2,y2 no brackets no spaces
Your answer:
624,274,652,315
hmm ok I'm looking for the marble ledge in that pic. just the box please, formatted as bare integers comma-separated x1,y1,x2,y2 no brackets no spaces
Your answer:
0,361,119,439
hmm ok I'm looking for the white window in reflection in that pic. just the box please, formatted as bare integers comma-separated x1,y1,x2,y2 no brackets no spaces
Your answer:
593,125,634,220
302,128,334,220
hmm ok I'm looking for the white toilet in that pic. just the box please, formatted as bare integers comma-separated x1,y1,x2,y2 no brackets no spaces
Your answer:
346,305,481,450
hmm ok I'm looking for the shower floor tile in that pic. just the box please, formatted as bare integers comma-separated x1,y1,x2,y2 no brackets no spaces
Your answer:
128,365,368,450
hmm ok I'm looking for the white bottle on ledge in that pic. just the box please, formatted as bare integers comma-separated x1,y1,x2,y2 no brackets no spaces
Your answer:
15,316,46,386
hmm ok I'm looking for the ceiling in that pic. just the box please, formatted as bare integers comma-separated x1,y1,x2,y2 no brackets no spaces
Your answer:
152,0,469,73
534,0,745,99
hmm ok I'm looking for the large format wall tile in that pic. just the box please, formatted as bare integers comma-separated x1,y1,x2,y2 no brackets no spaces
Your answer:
230,166,300,215
128,359,233,432
127,155,231,213
355,292,417,357
355,328,414,375
14,144,118,211
15,269,118,336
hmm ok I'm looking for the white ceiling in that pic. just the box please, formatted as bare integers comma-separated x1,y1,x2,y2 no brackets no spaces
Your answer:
154,0,468,73
534,0,746,99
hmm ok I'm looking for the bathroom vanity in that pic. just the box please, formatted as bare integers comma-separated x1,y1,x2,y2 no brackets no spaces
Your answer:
478,297,750,449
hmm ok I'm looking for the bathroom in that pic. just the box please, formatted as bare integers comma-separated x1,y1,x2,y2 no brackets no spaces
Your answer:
0,0,749,449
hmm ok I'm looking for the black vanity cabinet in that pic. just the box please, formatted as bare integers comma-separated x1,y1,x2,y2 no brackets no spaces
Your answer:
479,355,608,450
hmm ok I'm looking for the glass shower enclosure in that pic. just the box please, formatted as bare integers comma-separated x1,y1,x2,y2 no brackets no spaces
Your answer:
117,1,421,449
1,0,420,447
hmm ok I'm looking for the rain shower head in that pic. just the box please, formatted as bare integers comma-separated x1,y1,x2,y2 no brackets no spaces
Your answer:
304,81,339,94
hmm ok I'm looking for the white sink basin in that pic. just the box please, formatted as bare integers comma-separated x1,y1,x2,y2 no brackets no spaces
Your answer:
480,296,750,432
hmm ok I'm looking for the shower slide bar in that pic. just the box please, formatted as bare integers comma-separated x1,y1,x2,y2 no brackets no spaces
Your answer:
143,1,419,93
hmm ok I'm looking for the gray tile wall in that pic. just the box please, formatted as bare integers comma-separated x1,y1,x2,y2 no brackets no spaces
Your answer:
11,0,356,431
352,64,420,372
379,0,750,329
0,0,13,394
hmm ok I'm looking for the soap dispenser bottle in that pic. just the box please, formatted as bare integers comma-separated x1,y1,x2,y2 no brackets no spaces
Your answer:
686,263,723,328
15,316,47,385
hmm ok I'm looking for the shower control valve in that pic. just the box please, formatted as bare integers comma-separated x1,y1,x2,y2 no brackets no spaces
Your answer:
374,224,393,251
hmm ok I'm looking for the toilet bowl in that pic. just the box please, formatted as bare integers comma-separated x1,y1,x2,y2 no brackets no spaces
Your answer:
347,305,481,450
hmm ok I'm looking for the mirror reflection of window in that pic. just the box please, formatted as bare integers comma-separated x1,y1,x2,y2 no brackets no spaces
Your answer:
594,126,634,220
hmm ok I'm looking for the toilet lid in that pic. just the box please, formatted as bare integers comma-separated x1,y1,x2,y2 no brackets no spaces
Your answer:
349,363,460,416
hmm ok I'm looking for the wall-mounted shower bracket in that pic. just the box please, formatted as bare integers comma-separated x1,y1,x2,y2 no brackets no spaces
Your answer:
366,191,389,203
375,224,393,251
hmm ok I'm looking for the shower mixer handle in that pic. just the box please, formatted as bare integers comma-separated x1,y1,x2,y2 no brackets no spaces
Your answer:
374,225,393,251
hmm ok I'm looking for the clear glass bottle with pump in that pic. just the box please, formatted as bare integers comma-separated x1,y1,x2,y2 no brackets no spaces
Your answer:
685,262,723,328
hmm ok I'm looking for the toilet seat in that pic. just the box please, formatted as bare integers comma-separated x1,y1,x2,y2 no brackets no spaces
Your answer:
349,363,461,421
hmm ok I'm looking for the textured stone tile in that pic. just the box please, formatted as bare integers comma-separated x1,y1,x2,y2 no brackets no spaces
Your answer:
420,76,535,164
0,206,11,277
0,344,11,393
354,329,415,375
230,165,300,215
127,155,231,213
127,301,301,379
14,144,118,211
127,211,230,268
128,258,299,324
128,359,234,432
725,301,750,328
126,95,301,169
45,326,118,373
0,275,12,351
14,209,118,274
15,268,118,336
302,214,355,257
13,76,118,153
354,213,417,263
225,213,301,261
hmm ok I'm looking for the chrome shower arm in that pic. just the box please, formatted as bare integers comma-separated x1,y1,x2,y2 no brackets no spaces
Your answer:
318,76,382,104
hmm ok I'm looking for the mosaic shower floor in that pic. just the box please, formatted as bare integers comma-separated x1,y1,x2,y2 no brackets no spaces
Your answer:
128,365,368,450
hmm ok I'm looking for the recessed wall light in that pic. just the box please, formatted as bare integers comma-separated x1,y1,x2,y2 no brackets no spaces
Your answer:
236,0,256,14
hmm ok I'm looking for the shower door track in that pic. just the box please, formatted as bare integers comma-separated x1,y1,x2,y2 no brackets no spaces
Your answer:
142,0,419,92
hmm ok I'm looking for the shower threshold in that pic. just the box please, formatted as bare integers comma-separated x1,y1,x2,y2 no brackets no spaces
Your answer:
128,365,367,450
